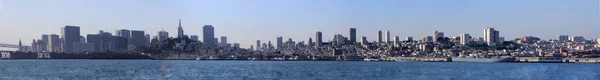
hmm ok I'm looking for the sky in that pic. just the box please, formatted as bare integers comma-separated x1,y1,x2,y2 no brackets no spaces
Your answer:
0,0,599,48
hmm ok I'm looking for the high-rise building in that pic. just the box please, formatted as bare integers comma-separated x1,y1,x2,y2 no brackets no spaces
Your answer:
116,29,130,39
158,30,169,41
221,36,227,45
214,38,218,44
361,36,368,45
256,40,261,51
460,33,471,45
177,19,184,38
377,30,382,43
190,35,198,41
386,30,390,43
308,38,313,47
406,37,413,41
203,25,215,45
315,31,322,47
277,37,283,49
61,25,81,53
47,34,61,52
350,28,356,43
233,43,240,49
130,30,146,47
334,34,347,45
73,42,94,53
393,36,400,47
18,39,22,51
433,31,444,42
558,35,569,41
484,27,500,46
31,39,37,52
145,34,151,44
569,36,585,42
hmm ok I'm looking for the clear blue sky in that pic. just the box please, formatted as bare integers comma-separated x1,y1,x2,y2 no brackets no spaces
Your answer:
0,0,598,48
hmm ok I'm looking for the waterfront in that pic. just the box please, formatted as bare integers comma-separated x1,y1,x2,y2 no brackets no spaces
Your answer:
0,60,599,80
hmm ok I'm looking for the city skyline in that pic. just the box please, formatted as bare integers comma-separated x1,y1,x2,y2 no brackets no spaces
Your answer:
1,0,599,48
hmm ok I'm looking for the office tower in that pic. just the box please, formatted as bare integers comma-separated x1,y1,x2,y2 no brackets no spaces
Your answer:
433,31,444,42
158,30,169,41
114,36,128,51
558,35,569,41
31,39,37,51
18,39,22,51
406,37,413,41
256,40,261,51
393,36,399,47
308,38,313,47
88,31,116,52
130,30,146,46
350,28,356,43
203,25,215,45
221,36,227,45
61,25,80,53
214,38,218,44
233,43,240,49
177,19,184,38
116,29,131,38
460,33,471,45
268,41,273,50
36,39,46,52
47,34,61,52
190,35,198,41
361,36,368,45
386,30,390,43
334,34,347,45
315,31,322,47
249,45,254,51
377,30,382,43
277,37,283,49
484,27,500,46
79,36,86,43
145,34,150,44
423,36,434,42
569,36,585,42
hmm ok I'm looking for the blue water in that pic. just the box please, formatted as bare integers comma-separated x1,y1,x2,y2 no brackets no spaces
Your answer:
0,60,599,80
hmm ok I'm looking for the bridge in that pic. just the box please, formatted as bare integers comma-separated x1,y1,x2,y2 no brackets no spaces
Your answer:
0,43,20,48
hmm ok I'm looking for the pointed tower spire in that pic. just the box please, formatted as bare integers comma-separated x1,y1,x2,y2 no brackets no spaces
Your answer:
18,39,22,51
177,19,184,38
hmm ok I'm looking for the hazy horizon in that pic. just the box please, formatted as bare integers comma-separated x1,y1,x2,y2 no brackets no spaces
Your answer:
1,0,599,48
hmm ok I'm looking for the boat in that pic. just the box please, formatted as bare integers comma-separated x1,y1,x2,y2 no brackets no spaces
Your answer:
451,57,516,62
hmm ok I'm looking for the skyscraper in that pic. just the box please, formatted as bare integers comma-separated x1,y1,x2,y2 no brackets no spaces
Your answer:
18,39,22,51
558,35,569,41
406,37,413,41
315,31,322,47
393,36,399,47
203,25,215,45
350,28,356,43
308,38,313,47
277,37,283,49
61,25,80,53
130,30,146,46
569,36,585,42
31,39,37,52
190,35,198,41
158,30,169,41
116,29,130,39
460,33,471,45
145,34,151,44
484,27,499,46
47,34,61,52
177,19,184,38
256,40,261,51
386,30,390,43
221,36,227,45
433,31,444,42
377,30,382,43
361,36,368,45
